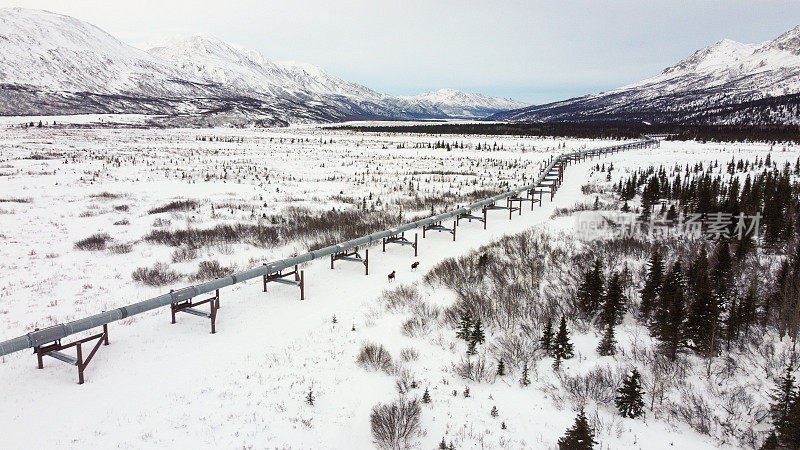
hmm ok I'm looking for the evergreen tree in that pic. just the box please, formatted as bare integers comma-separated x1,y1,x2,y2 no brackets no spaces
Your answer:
439,437,448,449
615,369,645,418
686,247,718,354
456,312,473,341
599,272,625,327
552,316,574,368
578,259,605,317
540,318,554,354
770,364,797,434
497,359,506,376
651,261,688,360
558,409,597,449
422,388,431,404
640,250,665,321
597,324,616,356
470,319,486,346
520,362,531,387
305,388,314,406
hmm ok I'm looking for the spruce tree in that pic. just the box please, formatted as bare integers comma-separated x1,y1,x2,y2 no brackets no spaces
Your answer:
520,362,531,386
640,250,664,321
558,409,597,449
470,319,486,346
651,261,688,360
615,369,645,418
456,312,473,341
599,272,625,327
497,359,506,376
552,316,574,368
597,324,616,356
686,247,718,354
541,318,554,354
578,259,605,318
770,364,797,435
422,388,431,404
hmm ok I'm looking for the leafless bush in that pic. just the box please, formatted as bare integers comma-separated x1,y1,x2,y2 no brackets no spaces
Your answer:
551,202,594,218
171,246,198,263
74,233,111,250
357,343,395,374
148,199,198,215
382,285,422,312
114,204,130,212
452,355,495,383
395,369,417,394
370,397,421,450
0,197,32,203
400,347,419,362
131,263,182,286
397,188,503,212
191,260,235,281
401,317,429,338
552,366,622,407
152,217,171,227
109,243,132,254
113,219,130,226
90,192,121,199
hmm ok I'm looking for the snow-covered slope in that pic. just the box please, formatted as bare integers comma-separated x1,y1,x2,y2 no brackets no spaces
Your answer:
0,8,210,97
0,9,526,123
492,26,800,124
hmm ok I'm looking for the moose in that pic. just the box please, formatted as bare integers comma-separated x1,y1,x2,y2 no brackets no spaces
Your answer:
387,270,396,282
411,261,419,271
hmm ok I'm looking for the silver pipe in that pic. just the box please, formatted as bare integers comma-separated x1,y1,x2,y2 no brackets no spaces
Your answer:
0,136,659,357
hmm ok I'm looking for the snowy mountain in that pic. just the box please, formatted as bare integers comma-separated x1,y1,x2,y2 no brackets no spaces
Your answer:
491,26,800,125
0,9,526,124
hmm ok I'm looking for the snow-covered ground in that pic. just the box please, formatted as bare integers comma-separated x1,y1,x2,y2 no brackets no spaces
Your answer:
0,129,794,448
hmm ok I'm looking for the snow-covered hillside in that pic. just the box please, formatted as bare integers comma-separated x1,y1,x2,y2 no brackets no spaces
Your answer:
0,8,527,123
491,25,800,124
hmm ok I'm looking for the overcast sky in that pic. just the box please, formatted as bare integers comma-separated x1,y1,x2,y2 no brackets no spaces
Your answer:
2,0,800,104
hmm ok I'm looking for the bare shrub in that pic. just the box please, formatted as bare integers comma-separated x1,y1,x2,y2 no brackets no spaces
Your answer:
452,355,495,383
357,343,395,374
114,204,130,212
401,316,428,338
152,217,171,227
74,233,111,250
395,369,417,394
148,200,198,215
382,285,422,311
0,197,32,203
370,397,421,450
113,219,130,226
109,243,132,254
191,260,235,281
400,347,419,362
171,246,198,263
131,263,182,286
90,192,121,199
550,366,622,407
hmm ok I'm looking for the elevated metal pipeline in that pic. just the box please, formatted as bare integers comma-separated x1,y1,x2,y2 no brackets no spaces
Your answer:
0,137,659,356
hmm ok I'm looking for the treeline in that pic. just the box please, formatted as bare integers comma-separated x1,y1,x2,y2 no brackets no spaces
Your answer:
615,157,800,247
335,121,800,143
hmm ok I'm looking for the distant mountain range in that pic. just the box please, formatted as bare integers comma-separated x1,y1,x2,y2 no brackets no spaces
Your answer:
0,8,527,126
491,26,800,125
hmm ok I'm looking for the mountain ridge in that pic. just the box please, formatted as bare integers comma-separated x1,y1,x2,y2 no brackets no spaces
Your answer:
0,8,527,125
491,26,800,125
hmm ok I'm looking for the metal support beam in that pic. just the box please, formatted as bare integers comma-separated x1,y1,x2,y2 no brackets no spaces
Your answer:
331,247,369,275
382,232,418,257
34,324,109,385
263,264,305,300
171,290,220,334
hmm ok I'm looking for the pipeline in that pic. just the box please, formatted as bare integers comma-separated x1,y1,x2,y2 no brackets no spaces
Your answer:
0,136,661,356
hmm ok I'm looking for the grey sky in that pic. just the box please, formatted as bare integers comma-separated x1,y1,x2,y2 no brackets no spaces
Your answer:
3,0,800,104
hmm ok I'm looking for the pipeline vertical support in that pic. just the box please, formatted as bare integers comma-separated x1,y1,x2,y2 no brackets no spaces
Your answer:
365,248,369,275
414,233,418,257
453,221,457,241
